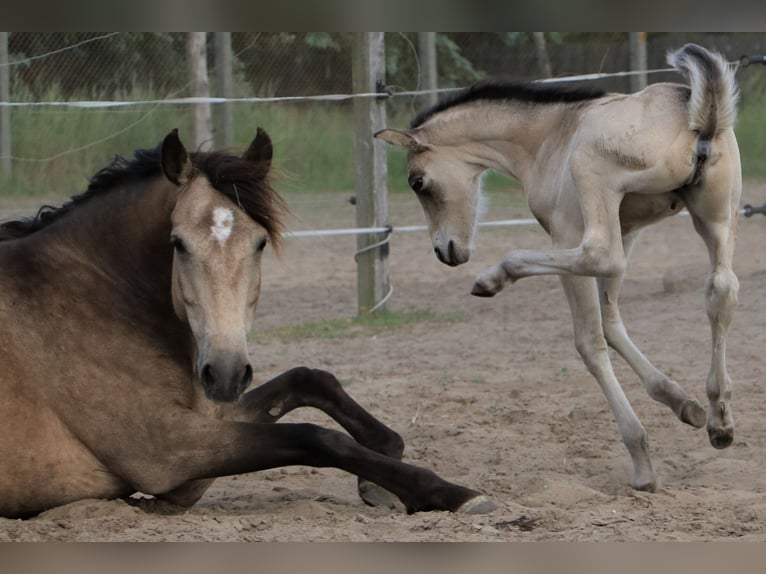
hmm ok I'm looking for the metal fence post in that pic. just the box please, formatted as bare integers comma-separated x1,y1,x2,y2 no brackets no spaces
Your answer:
352,32,390,315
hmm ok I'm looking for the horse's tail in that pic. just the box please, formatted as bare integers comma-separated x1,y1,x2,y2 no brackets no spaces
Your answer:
667,43,739,166
667,43,739,135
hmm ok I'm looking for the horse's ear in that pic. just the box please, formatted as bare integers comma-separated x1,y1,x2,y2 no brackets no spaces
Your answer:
242,127,272,170
374,128,429,153
161,129,194,186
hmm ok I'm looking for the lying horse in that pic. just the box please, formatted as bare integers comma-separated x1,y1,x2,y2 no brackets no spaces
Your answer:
0,128,495,518
376,44,741,491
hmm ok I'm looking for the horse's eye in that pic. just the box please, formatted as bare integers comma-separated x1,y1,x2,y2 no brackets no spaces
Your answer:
170,235,187,255
256,237,268,253
409,177,424,192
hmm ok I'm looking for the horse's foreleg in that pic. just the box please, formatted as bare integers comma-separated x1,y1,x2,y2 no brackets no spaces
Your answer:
154,420,495,515
472,185,625,296
561,274,657,491
234,367,404,507
598,232,706,428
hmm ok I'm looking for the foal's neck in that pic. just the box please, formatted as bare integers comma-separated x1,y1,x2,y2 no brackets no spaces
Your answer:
422,100,571,182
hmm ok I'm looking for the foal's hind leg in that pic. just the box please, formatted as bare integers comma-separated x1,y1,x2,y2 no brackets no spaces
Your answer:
561,274,657,491
234,367,405,508
598,231,706,428
682,156,741,449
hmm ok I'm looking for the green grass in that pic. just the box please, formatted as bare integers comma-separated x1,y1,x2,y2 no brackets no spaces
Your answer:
735,103,766,178
250,309,467,344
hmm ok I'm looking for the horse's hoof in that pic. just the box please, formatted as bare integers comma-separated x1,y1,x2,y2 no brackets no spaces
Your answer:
358,479,396,509
708,427,734,449
680,399,707,429
471,281,497,298
632,479,658,493
456,495,498,515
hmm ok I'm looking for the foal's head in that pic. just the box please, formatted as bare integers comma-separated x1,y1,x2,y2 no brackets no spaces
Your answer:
374,126,483,267
161,129,285,403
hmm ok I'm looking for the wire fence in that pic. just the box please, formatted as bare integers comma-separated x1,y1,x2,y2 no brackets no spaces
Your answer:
1,32,765,314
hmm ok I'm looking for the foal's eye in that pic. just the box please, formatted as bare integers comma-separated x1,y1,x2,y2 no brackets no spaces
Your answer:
170,235,188,255
256,237,269,253
409,177,424,192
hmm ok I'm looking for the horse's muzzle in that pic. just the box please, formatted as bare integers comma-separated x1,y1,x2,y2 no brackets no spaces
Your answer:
434,240,469,267
200,360,253,402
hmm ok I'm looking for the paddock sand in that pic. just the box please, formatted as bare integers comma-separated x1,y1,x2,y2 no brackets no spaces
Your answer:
3,180,766,542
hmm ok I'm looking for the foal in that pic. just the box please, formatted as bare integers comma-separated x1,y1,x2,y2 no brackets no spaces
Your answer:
376,44,741,491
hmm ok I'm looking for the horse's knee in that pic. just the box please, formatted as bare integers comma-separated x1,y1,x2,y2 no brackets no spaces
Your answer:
581,242,626,278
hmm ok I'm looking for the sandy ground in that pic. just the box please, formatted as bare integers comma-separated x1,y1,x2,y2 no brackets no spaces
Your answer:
2,179,766,542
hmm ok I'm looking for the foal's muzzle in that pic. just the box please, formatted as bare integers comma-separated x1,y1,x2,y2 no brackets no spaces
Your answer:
434,239,469,267
200,360,253,402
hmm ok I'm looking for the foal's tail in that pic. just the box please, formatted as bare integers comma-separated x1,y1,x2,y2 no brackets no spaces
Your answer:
667,43,739,145
667,44,738,182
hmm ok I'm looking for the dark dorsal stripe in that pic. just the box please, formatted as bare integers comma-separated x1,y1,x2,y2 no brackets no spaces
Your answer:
0,144,287,245
410,79,607,129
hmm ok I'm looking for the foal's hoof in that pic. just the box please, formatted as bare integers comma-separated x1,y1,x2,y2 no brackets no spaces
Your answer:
471,282,497,298
358,478,396,509
457,495,498,515
679,399,707,429
471,274,502,297
708,427,734,449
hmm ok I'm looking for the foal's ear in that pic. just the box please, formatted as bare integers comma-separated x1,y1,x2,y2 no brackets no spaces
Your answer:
242,127,273,170
160,129,194,186
374,128,429,153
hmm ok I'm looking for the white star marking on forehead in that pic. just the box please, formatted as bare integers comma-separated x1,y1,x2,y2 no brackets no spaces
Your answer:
210,207,234,246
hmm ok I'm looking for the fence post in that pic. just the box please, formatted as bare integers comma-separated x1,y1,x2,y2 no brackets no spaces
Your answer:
0,32,11,175
418,32,438,108
352,32,390,315
186,32,213,150
629,32,648,92
213,32,233,149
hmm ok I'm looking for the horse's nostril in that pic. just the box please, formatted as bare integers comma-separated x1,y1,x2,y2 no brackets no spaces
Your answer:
448,240,456,263
201,363,215,389
241,363,253,388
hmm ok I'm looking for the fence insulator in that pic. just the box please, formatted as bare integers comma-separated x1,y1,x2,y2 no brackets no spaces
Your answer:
742,203,766,217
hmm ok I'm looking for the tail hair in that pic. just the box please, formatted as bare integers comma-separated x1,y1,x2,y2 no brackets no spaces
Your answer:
667,43,739,138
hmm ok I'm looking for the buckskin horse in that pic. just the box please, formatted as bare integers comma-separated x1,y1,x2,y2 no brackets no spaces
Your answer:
0,128,495,518
376,44,741,491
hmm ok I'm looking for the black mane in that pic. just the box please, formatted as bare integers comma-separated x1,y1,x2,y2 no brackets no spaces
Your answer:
0,143,287,245
411,79,606,128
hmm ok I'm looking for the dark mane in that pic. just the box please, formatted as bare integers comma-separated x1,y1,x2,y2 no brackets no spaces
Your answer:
410,79,607,128
0,143,287,246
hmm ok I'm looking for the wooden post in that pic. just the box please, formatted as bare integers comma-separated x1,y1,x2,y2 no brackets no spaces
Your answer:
352,33,389,315
532,32,552,78
629,32,648,93
0,32,11,174
418,32,438,108
186,32,213,150
213,32,233,149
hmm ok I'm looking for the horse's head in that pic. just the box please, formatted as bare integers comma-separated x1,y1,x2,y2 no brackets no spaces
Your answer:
375,127,485,266
161,129,284,403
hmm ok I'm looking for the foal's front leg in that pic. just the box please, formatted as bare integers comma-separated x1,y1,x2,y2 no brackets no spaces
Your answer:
233,367,405,508
472,177,626,296
561,274,657,491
